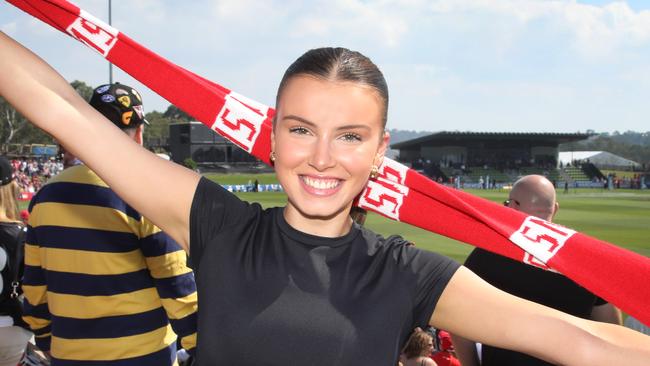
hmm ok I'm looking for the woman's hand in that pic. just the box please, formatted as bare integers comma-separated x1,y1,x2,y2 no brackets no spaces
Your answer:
0,32,200,250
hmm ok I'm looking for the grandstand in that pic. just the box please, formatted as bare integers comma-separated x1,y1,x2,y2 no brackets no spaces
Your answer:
168,122,271,172
391,131,594,188
391,131,650,189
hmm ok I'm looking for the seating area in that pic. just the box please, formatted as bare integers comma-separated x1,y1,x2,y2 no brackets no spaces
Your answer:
563,166,591,182
420,163,609,189
518,167,560,182
464,167,510,184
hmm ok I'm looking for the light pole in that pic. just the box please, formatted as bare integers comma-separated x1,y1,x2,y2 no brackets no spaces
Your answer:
108,0,113,84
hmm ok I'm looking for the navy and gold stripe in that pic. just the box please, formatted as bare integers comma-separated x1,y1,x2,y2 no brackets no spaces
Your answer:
27,226,140,253
168,312,198,338
23,264,47,286
29,181,141,221
22,165,197,363
51,307,168,339
44,269,154,297
22,302,50,320
154,272,196,299
141,232,185,257
50,343,177,366
50,325,177,362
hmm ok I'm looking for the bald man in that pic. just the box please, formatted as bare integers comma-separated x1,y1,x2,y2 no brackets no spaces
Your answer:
451,175,621,366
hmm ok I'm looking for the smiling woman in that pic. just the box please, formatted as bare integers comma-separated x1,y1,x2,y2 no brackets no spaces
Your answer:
0,32,649,366
273,74,389,237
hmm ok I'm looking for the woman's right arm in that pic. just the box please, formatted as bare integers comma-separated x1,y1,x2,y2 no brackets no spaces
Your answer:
431,267,650,366
0,32,199,250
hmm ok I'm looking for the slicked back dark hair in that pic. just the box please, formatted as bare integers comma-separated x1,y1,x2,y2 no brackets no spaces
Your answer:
275,47,389,128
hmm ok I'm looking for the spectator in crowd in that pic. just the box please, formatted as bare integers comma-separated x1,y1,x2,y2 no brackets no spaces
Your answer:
22,83,198,365
452,175,622,366
401,328,437,366
0,156,31,365
57,144,81,169
10,157,63,197
431,331,460,366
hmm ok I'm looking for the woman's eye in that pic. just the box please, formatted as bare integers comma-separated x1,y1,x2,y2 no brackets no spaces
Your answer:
289,126,310,135
340,133,362,142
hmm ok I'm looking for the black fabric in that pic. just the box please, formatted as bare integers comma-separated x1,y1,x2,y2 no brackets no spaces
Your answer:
464,247,606,366
189,177,460,366
0,221,27,327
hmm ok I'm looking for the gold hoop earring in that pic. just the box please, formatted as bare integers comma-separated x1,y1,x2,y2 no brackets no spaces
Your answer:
369,165,379,179
270,151,276,163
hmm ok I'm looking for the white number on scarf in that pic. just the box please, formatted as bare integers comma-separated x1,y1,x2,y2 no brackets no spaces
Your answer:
66,10,119,57
510,217,576,264
213,92,267,153
358,178,408,221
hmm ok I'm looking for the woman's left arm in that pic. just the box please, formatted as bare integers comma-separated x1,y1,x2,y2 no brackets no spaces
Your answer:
431,266,650,366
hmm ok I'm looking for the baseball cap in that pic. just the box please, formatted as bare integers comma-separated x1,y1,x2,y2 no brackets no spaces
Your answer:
89,83,149,129
0,157,14,186
438,330,453,351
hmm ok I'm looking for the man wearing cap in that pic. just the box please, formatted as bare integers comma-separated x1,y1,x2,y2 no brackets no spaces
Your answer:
451,175,621,366
22,83,197,365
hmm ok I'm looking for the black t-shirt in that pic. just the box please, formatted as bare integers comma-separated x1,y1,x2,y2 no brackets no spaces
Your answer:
464,247,606,366
189,178,460,366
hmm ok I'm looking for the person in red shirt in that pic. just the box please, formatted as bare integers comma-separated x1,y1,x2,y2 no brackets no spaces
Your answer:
431,331,461,366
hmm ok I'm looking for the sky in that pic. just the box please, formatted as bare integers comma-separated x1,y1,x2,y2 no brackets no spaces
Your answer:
2,0,650,134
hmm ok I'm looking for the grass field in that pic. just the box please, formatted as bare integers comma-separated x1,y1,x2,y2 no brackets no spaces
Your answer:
203,173,279,185
23,176,648,263
226,185,650,263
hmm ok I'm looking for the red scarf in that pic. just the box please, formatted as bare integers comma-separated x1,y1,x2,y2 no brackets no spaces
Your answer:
8,0,650,326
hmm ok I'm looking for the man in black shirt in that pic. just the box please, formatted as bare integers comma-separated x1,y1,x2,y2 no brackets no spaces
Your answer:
451,175,621,366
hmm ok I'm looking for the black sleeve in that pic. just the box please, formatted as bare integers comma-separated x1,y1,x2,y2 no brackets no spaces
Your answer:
463,248,498,281
593,296,608,306
463,248,485,271
189,177,253,268
405,244,461,328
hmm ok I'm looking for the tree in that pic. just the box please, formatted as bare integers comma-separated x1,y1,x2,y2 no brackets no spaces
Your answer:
0,96,28,144
0,80,94,147
163,105,193,121
70,80,94,102
560,131,650,166
143,110,171,150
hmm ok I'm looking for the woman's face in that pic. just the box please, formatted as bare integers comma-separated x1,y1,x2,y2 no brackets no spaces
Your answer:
273,75,388,229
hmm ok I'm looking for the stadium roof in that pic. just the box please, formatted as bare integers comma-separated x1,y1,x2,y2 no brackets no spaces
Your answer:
390,131,592,149
558,151,640,168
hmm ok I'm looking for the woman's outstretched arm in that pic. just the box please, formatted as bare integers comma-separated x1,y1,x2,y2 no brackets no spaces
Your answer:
0,32,199,250
433,266,650,366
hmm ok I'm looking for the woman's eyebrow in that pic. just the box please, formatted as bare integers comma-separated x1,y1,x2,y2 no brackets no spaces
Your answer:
336,124,371,131
282,115,316,127
282,115,371,132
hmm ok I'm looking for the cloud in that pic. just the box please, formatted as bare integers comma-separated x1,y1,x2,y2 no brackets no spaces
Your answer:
5,0,648,132
425,0,650,57
201,0,650,56
291,0,410,47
